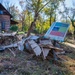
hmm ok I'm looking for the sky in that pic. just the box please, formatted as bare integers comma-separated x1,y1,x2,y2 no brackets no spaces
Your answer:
3,0,19,6
1,0,74,21
66,0,75,8
2,0,21,11
2,0,73,10
65,0,73,7
57,0,74,21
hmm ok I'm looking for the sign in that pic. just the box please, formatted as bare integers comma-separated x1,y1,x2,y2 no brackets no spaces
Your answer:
44,22,70,42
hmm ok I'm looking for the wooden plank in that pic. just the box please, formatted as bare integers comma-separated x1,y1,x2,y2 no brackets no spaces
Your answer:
0,32,17,37
48,45,63,52
42,48,50,59
40,39,52,45
39,44,63,52
0,22,1,32
28,40,42,56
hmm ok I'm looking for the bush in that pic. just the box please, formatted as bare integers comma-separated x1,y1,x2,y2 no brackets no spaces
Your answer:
10,25,18,31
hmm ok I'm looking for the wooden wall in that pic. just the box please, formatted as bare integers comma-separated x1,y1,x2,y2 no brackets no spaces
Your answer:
0,15,10,32
0,22,1,32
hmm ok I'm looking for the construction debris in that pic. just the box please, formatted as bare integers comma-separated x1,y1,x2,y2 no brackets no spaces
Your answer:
0,33,65,60
24,36,65,60
26,40,42,56
0,32,17,37
0,22,70,61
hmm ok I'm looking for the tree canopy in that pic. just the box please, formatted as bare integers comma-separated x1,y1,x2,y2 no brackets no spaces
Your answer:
1,0,75,37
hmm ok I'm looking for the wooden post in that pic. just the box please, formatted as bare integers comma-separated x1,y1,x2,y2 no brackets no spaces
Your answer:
52,40,58,61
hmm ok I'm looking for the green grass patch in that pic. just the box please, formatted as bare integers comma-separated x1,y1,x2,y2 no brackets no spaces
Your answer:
17,31,25,34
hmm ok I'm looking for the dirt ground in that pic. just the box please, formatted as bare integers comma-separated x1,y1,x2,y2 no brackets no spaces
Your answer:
0,42,75,75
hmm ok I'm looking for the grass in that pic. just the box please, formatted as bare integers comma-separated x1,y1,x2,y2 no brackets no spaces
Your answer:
17,31,25,34
0,41,75,75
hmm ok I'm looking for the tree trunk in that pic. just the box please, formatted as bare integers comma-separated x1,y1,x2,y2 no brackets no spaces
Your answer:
54,13,56,22
22,22,24,31
27,21,35,37
22,17,24,31
50,16,51,26
74,27,75,39
71,20,75,40
27,13,38,37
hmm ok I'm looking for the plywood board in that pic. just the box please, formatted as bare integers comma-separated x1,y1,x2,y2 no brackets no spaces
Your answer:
28,40,42,56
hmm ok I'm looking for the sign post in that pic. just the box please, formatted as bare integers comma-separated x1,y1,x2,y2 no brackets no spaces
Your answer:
44,22,70,42
44,22,70,60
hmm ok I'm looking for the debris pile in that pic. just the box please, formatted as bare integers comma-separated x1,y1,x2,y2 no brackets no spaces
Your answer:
24,35,65,60
0,32,18,46
0,33,65,60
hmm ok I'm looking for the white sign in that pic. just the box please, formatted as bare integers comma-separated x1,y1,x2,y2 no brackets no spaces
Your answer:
44,22,70,42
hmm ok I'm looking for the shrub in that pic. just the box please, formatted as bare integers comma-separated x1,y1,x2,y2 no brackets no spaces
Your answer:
10,25,18,31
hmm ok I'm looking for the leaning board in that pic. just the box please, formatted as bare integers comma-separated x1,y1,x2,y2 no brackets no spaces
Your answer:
44,22,70,42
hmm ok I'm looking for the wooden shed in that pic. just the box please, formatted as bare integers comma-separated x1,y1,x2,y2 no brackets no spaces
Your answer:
0,3,18,32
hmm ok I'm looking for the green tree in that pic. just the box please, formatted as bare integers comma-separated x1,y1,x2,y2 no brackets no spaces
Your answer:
44,0,64,26
26,0,51,37
35,17,44,34
18,0,64,36
23,10,33,32
61,0,75,39
19,0,26,31
19,0,33,31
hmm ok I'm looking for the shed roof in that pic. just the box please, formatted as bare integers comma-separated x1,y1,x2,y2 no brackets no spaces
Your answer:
11,20,18,25
0,3,12,18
